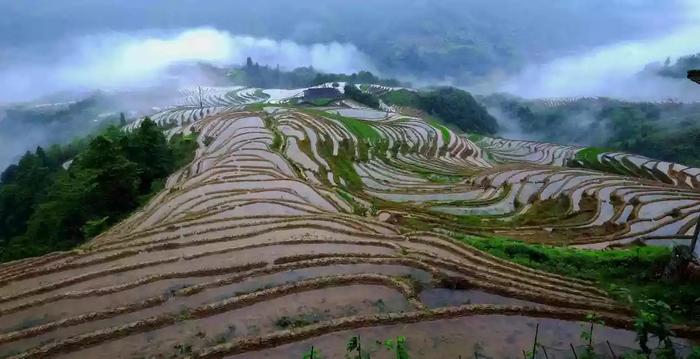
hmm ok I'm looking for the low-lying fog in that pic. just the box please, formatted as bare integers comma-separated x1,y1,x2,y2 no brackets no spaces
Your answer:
0,28,372,105
2,0,699,104
0,0,699,169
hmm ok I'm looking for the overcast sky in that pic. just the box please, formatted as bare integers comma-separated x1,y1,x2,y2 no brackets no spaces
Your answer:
0,0,697,103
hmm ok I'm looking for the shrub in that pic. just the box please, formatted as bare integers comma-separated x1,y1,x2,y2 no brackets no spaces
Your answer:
344,85,380,109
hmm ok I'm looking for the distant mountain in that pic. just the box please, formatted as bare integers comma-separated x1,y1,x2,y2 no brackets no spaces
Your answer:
0,0,681,83
482,93,700,167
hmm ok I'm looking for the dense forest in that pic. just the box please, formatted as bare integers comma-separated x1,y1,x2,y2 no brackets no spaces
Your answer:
0,119,197,261
228,57,404,89
482,94,700,167
0,94,124,169
343,84,380,109
383,87,499,134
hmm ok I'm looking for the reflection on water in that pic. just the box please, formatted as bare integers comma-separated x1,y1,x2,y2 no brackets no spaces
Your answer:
56,285,413,359
328,108,388,120
644,238,691,248
420,288,539,308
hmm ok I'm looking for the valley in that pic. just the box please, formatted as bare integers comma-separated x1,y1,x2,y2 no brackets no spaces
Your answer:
0,83,698,358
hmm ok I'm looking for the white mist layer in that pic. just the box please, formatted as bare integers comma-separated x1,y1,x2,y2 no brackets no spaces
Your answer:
0,28,373,104
503,0,700,101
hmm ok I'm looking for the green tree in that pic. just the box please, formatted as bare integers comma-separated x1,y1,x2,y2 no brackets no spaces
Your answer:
383,87,498,135
79,135,140,216
22,169,95,250
344,85,380,109
418,87,498,134
121,118,174,193
634,300,676,357
169,132,199,168
21,135,140,250
0,118,197,262
0,150,54,240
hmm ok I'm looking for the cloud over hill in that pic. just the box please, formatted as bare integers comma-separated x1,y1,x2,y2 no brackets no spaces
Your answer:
0,28,372,104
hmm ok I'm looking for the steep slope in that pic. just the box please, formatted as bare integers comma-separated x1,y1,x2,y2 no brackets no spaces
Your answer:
0,85,698,358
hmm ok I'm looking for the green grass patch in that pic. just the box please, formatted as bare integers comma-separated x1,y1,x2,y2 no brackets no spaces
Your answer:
466,133,484,142
410,167,462,184
575,147,607,165
333,116,381,142
244,102,266,112
456,234,700,324
338,117,381,142
381,89,421,107
270,131,283,151
317,138,363,191
301,108,382,143
572,147,635,176
337,189,371,216
425,117,451,144
511,195,571,226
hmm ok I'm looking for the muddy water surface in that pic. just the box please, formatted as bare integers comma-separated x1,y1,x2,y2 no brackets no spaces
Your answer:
55,284,411,359
2,264,430,355
226,315,698,359
420,288,539,308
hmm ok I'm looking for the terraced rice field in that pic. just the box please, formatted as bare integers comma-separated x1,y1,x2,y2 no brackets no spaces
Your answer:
1,85,699,358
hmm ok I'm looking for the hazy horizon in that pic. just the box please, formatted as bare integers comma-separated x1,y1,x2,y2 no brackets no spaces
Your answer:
1,0,699,104
1,0,699,169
